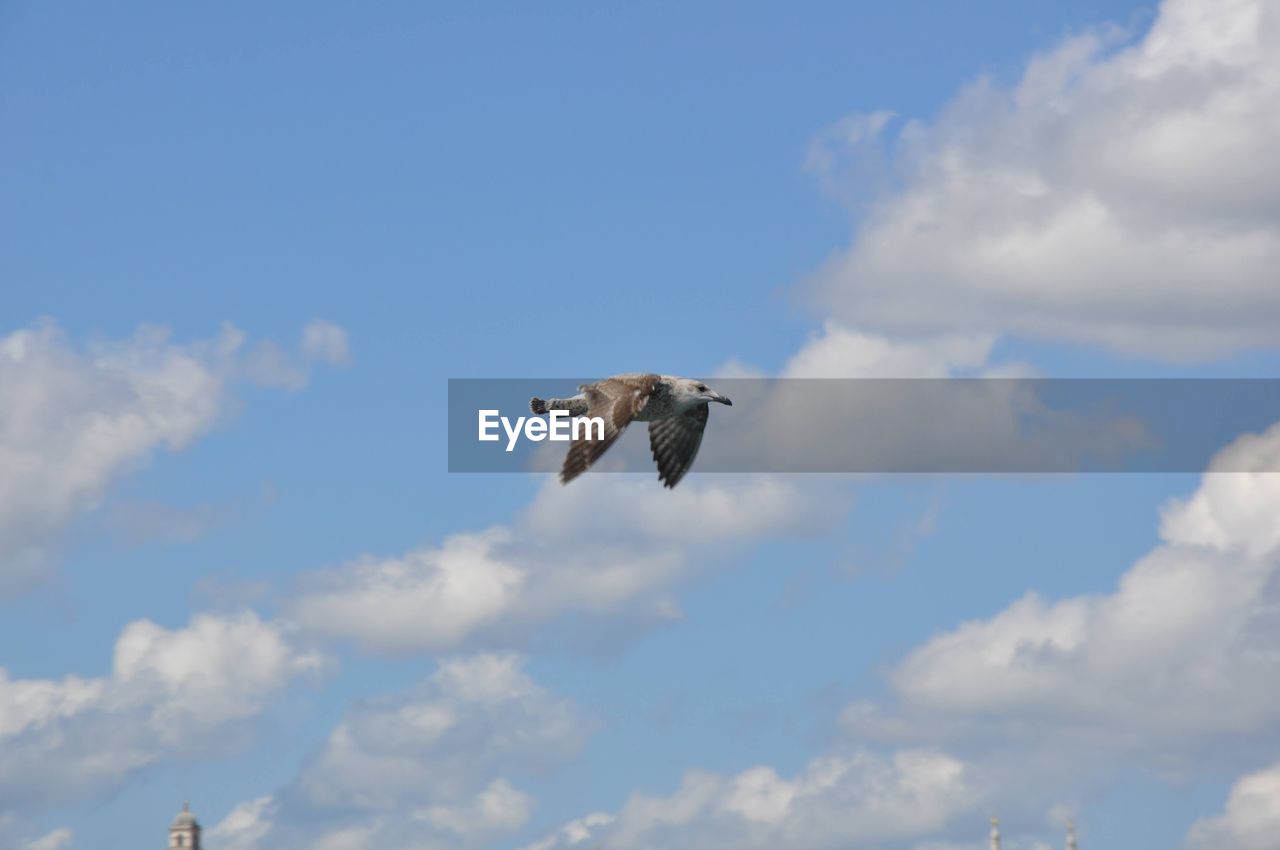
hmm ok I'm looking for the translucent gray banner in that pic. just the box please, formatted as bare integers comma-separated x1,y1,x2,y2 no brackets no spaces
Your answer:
448,378,1280,473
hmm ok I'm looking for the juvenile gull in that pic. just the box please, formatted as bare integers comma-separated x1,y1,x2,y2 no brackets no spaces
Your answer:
530,373,732,488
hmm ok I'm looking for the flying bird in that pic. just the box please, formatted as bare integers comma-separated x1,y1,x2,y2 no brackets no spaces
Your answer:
530,373,732,488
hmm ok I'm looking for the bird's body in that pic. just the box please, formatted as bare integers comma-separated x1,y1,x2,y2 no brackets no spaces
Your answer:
530,373,732,488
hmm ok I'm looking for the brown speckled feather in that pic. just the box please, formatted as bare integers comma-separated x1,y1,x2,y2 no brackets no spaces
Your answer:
648,405,708,489
560,373,661,484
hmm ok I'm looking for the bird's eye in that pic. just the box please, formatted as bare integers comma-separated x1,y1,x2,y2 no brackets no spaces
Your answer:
698,384,707,391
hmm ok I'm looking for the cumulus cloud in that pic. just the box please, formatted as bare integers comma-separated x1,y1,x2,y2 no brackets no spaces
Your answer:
0,612,323,816
0,319,348,592
1186,761,1280,849
807,0,1280,356
211,654,586,850
719,321,1013,381
692,324,1157,475
290,474,849,653
842,419,1280,791
781,323,999,380
523,748,974,850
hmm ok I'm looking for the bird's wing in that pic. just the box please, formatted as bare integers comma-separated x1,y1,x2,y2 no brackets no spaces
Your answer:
560,374,660,484
648,404,709,489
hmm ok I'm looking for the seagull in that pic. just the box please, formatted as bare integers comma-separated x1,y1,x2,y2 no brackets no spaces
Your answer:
530,373,732,488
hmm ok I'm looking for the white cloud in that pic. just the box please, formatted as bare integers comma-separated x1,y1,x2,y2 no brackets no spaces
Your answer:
0,612,323,814
212,654,585,850
300,320,352,367
22,827,74,850
112,613,326,742
207,797,274,850
311,825,376,850
0,319,349,592
698,324,1154,476
524,749,973,850
1186,761,1280,849
842,420,1280,786
722,321,1019,380
291,529,523,654
240,340,311,390
293,654,582,813
290,474,848,653
522,812,616,850
417,778,533,837
782,323,997,379
807,0,1280,356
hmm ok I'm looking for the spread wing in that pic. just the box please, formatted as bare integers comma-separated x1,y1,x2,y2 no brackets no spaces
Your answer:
648,404,708,489
560,374,660,484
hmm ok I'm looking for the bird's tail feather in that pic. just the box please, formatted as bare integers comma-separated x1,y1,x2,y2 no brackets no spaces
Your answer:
531,395,590,416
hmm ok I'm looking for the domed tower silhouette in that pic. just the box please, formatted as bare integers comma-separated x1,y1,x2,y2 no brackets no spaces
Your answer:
169,802,201,850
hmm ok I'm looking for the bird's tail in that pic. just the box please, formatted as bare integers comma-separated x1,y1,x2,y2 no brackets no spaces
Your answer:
531,394,590,416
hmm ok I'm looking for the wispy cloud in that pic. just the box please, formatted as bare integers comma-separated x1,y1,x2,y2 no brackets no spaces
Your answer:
0,319,350,593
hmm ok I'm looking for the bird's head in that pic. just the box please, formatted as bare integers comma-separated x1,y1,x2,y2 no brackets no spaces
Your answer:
672,378,732,408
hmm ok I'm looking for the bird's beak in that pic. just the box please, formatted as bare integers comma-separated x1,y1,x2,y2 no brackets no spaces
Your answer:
713,393,732,406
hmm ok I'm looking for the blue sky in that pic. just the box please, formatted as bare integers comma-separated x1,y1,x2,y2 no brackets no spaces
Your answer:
3,2,1280,850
